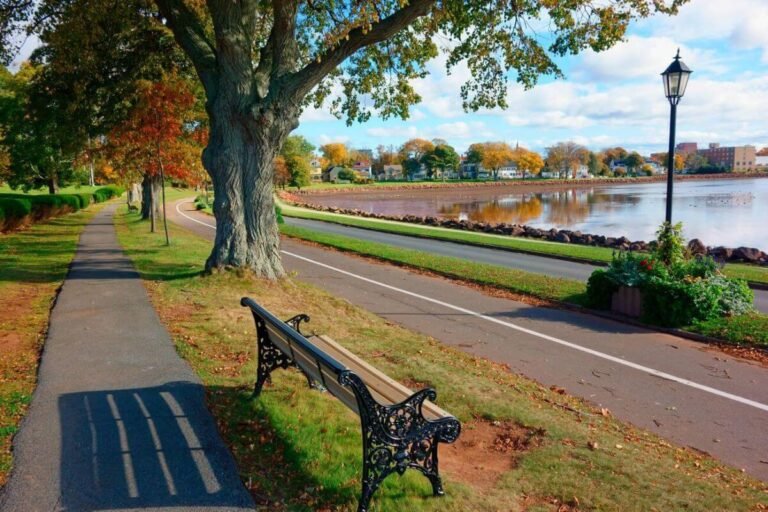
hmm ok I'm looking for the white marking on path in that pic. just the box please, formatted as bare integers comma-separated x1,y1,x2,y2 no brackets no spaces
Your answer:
174,200,768,413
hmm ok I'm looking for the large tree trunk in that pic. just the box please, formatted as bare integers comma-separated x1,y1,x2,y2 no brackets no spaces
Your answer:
141,173,162,225
203,104,295,278
48,174,59,195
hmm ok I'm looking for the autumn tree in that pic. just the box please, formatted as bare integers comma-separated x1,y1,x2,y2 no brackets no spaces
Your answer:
624,151,644,175
320,142,349,167
546,141,589,179
108,75,197,241
273,156,290,189
513,147,545,178
373,144,398,174
600,147,629,167
653,152,684,172
399,138,434,180
5,0,689,278
278,135,314,188
471,142,515,180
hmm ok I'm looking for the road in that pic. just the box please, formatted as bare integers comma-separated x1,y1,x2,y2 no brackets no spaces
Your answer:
283,216,768,313
170,199,768,481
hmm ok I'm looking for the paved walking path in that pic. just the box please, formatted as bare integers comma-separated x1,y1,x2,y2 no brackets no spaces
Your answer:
0,204,254,511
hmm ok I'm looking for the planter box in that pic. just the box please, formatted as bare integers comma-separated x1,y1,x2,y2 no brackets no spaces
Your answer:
611,286,643,318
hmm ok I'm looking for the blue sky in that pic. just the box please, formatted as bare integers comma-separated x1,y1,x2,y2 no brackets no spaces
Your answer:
10,0,768,157
293,0,768,155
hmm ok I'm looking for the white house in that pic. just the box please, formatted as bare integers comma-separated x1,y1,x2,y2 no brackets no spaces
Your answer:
380,164,403,180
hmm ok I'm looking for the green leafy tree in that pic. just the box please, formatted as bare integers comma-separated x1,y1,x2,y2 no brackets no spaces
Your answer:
7,0,689,277
286,154,311,189
625,151,644,175
422,143,460,179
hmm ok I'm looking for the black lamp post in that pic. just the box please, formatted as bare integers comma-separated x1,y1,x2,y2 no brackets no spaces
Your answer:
661,49,692,223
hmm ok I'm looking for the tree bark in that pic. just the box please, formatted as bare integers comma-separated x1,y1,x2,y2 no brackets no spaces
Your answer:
141,173,163,224
48,174,59,194
202,103,294,278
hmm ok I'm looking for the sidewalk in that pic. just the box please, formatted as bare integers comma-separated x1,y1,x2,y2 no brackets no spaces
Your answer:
0,203,254,511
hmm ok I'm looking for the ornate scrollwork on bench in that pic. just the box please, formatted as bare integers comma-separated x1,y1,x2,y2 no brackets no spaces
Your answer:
339,372,461,512
250,314,315,397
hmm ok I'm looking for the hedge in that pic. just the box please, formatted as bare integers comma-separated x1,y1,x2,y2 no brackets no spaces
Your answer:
0,197,33,219
93,185,124,203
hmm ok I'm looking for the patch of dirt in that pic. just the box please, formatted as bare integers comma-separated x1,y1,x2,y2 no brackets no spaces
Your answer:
441,419,544,491
521,494,582,511
0,332,23,352
707,343,768,368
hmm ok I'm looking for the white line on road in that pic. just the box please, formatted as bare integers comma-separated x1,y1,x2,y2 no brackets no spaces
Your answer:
174,200,768,413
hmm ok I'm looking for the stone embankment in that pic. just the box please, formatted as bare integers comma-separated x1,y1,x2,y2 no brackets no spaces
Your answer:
281,192,768,265
291,172,768,195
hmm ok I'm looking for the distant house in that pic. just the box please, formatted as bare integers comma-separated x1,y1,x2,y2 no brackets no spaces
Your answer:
309,157,323,182
380,164,403,181
351,160,373,179
496,163,520,180
322,166,345,182
643,158,663,174
610,159,629,175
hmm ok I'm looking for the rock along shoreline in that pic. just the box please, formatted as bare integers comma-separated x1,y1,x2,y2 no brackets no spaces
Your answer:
280,188,768,266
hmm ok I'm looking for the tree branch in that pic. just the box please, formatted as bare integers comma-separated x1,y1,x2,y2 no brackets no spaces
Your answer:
154,0,218,93
253,0,299,99
286,0,435,101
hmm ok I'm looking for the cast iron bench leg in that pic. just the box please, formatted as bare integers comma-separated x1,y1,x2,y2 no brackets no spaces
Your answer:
340,372,461,512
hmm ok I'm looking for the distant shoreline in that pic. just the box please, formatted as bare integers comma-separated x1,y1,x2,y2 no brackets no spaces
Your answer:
296,172,768,197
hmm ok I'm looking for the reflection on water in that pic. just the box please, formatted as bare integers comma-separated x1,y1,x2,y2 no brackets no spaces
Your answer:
307,178,768,248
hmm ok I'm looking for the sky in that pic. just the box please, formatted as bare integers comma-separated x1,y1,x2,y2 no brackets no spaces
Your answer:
9,0,768,156
294,0,768,155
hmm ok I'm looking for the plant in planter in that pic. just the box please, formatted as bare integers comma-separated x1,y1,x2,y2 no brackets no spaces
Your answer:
586,222,754,327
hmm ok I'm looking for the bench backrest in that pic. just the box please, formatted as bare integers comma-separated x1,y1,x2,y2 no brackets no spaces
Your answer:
241,298,362,414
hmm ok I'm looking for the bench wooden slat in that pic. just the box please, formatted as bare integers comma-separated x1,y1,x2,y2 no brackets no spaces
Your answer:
310,335,450,421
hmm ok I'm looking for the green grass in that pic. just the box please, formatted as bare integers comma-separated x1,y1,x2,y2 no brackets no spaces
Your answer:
0,205,103,486
690,314,768,347
280,223,588,305
279,202,768,285
115,207,768,511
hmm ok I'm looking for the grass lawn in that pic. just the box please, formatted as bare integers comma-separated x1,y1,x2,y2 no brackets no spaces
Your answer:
115,207,767,511
0,204,104,486
278,201,768,286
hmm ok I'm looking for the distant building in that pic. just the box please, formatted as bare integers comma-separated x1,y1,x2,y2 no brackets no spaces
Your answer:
697,143,756,171
755,155,768,168
380,164,403,180
309,157,323,182
351,161,372,178
675,142,698,156
322,166,347,182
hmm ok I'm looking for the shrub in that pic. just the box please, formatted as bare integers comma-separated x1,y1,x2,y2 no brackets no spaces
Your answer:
336,168,356,181
654,222,685,266
57,194,82,211
75,193,92,208
92,185,125,203
641,277,721,327
585,270,618,309
0,197,32,220
275,204,284,224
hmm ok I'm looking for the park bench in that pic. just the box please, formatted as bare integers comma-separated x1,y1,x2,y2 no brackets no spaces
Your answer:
241,297,461,512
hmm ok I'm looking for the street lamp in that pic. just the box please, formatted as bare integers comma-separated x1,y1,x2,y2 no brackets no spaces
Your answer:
661,49,692,223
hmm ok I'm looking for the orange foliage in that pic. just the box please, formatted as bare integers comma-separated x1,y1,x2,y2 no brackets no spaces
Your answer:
108,75,206,186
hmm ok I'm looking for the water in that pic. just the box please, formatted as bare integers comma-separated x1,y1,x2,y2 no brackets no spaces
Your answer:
305,178,768,249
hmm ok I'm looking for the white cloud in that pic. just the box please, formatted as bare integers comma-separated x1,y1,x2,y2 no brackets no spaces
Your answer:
643,0,768,62
573,36,725,82
318,134,350,144
366,126,422,139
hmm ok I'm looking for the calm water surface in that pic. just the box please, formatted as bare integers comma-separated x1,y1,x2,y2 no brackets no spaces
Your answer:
307,178,768,249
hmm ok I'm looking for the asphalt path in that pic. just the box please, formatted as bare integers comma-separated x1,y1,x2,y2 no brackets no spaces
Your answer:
0,203,253,512
283,216,768,313
170,199,768,481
